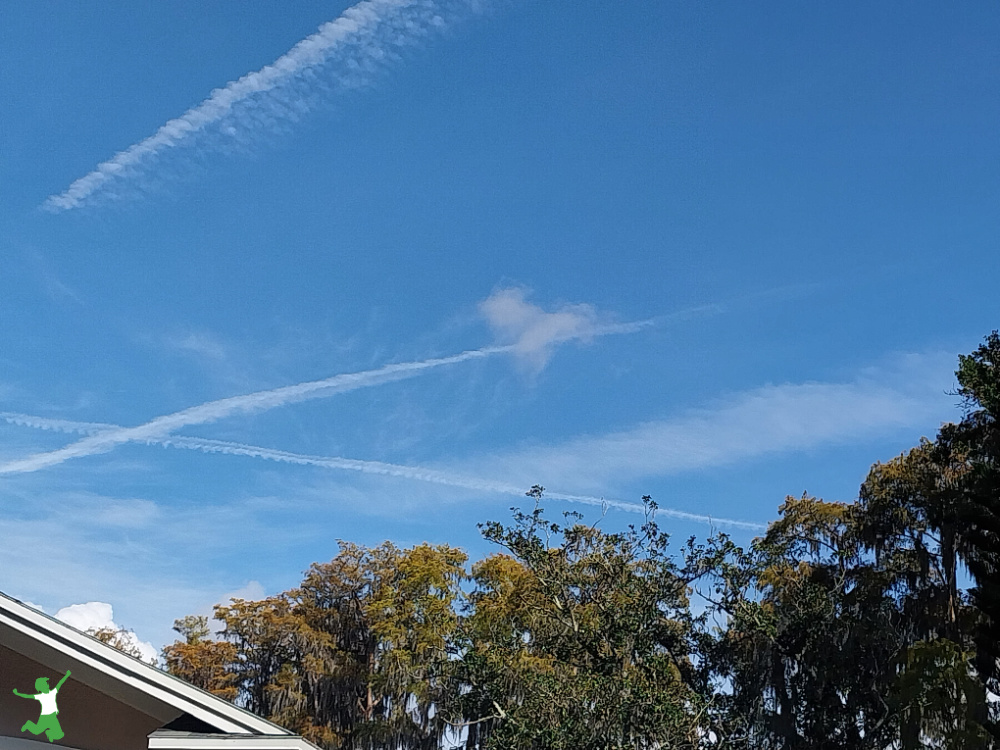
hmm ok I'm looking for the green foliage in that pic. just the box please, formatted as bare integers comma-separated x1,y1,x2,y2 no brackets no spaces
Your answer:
889,637,988,748
451,488,710,749
691,495,904,748
196,542,466,749
950,330,1000,740
161,615,240,700
173,614,212,644
683,332,1000,749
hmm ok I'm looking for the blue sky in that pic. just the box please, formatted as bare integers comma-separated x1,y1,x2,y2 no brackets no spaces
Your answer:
2,0,999,653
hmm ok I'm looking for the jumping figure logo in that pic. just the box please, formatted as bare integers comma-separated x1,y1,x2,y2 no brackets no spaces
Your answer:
12,669,71,743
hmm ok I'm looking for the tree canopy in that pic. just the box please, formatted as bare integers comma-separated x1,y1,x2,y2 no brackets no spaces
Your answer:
156,332,1000,750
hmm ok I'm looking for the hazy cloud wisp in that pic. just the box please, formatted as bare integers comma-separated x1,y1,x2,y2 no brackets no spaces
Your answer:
469,374,954,494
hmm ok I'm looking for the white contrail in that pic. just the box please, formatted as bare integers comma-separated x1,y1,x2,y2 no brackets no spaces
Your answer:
44,0,487,212
1,412,767,531
0,346,507,475
0,306,661,477
167,435,767,530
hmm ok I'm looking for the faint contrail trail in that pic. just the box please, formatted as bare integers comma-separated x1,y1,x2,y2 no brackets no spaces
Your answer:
0,412,767,530
0,346,507,475
43,0,489,212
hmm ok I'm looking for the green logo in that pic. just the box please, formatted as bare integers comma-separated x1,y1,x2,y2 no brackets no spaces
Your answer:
13,670,71,743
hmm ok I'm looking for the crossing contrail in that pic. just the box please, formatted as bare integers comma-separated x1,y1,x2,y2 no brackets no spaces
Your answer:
44,0,490,212
0,411,767,531
0,346,507,475
0,298,662,476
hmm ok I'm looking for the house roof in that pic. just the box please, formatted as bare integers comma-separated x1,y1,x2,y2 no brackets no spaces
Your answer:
0,592,318,749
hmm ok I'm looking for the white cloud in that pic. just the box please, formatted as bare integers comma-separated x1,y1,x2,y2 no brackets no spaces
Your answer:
1,412,115,436
56,601,115,632
43,0,490,212
55,602,157,664
479,287,650,372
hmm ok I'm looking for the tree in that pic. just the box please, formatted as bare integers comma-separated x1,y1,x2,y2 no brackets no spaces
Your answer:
855,331,1000,745
364,542,467,749
858,440,987,747
88,625,154,664
275,541,467,749
690,483,994,749
201,541,467,749
214,596,301,722
692,494,908,749
948,331,1000,739
162,615,240,701
451,487,710,749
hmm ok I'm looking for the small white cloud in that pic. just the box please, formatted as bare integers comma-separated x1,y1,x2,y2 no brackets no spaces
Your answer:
479,287,604,372
55,601,115,632
55,602,157,664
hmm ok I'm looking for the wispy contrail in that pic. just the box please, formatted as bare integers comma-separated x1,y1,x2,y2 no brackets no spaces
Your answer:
44,0,488,212
0,346,507,475
0,412,767,531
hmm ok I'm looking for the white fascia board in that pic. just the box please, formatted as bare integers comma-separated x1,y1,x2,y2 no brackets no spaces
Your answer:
0,593,289,736
149,732,321,750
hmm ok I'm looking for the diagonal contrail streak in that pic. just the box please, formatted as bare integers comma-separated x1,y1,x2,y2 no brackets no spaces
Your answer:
0,346,508,475
1,412,767,531
44,0,490,212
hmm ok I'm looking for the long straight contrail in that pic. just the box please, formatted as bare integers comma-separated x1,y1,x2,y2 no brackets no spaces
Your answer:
0,346,507,475
44,0,488,212
167,435,767,530
0,412,767,531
